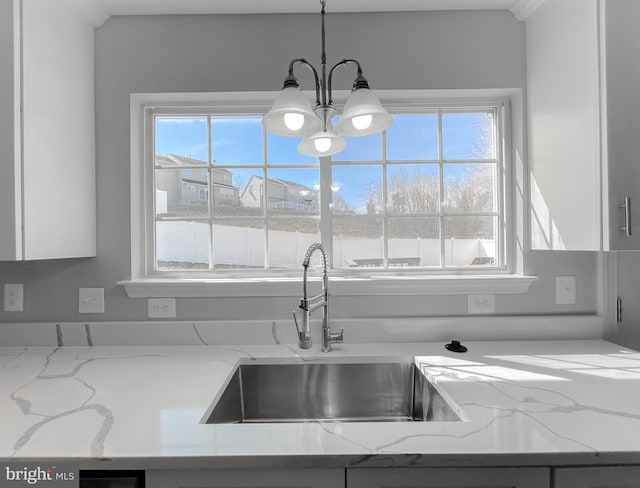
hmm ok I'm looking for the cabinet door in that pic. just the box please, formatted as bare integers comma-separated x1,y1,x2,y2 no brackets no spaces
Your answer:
0,0,96,261
347,467,549,488
603,0,640,250
554,466,640,487
146,468,344,488
19,0,96,259
527,0,602,251
0,0,21,260
614,252,640,350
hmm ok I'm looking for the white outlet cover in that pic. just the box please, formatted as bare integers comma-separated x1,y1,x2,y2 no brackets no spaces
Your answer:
79,288,105,314
4,283,24,312
148,298,176,318
468,293,495,314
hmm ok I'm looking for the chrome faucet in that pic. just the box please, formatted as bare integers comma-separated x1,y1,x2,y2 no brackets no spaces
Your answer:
292,243,344,352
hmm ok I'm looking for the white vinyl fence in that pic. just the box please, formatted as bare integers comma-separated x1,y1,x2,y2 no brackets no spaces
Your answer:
156,221,495,268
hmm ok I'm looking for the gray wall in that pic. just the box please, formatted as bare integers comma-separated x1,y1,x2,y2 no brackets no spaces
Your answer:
0,10,599,322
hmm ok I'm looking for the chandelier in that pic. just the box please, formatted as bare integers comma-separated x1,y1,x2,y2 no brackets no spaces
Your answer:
262,0,393,157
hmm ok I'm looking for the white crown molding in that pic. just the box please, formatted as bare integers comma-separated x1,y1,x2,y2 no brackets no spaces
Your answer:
56,0,546,25
510,0,548,21
62,0,109,27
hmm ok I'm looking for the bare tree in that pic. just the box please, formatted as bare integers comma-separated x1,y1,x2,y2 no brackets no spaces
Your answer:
444,164,495,239
331,194,357,214
387,166,439,213
365,166,439,215
364,180,383,214
364,164,495,239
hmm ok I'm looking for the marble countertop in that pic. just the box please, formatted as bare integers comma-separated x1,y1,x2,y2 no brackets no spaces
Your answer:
2,339,640,469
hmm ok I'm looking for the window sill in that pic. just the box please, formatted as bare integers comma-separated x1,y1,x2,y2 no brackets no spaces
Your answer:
119,274,538,298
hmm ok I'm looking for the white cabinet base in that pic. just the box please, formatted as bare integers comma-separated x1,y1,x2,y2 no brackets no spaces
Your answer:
146,468,344,488
555,466,640,487
347,467,549,488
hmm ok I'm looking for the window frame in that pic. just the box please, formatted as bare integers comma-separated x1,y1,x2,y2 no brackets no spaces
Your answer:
123,91,537,298
327,106,505,273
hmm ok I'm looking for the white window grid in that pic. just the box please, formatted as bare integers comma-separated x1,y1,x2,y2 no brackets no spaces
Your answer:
147,99,510,277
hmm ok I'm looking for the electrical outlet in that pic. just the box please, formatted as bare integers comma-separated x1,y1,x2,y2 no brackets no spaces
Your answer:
4,283,24,312
148,298,176,318
468,293,495,314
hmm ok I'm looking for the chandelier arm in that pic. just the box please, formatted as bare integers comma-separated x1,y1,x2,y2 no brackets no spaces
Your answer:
287,58,322,106
266,0,390,156
327,59,364,105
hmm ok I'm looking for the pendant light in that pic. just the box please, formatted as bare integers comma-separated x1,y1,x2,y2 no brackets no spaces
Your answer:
262,0,393,157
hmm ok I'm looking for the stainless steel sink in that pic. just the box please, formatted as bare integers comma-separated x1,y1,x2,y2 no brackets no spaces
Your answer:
204,361,461,424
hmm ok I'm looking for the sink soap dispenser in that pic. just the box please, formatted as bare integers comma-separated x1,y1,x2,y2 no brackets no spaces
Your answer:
445,340,468,353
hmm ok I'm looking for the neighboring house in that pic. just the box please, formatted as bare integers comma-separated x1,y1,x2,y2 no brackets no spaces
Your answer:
155,154,239,211
241,176,317,212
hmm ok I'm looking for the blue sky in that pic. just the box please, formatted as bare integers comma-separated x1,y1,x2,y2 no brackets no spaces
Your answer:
155,113,494,209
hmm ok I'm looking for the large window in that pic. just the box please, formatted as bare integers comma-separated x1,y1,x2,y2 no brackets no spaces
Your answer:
148,97,508,276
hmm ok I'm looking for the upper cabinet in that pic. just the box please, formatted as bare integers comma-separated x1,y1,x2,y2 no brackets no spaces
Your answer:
0,0,96,261
527,0,640,251
601,0,640,250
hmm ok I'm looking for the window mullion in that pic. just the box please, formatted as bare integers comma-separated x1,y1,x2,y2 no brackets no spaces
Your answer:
208,115,214,271
382,130,389,268
260,127,269,269
497,104,506,269
320,156,332,266
148,110,158,275
437,109,446,269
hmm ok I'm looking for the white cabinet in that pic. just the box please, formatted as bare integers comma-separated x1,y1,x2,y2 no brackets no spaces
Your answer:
554,466,640,487
0,0,96,260
145,468,344,488
148,468,549,488
527,0,601,251
347,467,549,488
527,0,640,251
601,0,640,250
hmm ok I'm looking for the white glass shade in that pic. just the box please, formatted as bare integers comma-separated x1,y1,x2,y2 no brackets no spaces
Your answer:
297,125,347,157
262,87,322,137
335,88,394,136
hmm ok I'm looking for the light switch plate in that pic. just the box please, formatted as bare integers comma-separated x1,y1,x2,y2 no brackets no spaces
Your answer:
556,276,576,305
468,293,495,314
79,288,105,314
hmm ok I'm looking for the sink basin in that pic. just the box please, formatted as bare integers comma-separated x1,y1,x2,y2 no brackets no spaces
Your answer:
204,361,461,424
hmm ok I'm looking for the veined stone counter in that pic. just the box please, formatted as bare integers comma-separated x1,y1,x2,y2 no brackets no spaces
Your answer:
1,339,639,469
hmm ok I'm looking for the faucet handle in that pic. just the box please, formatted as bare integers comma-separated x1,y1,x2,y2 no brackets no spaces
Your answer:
331,328,344,344
292,311,301,336
322,327,344,353
292,311,312,348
